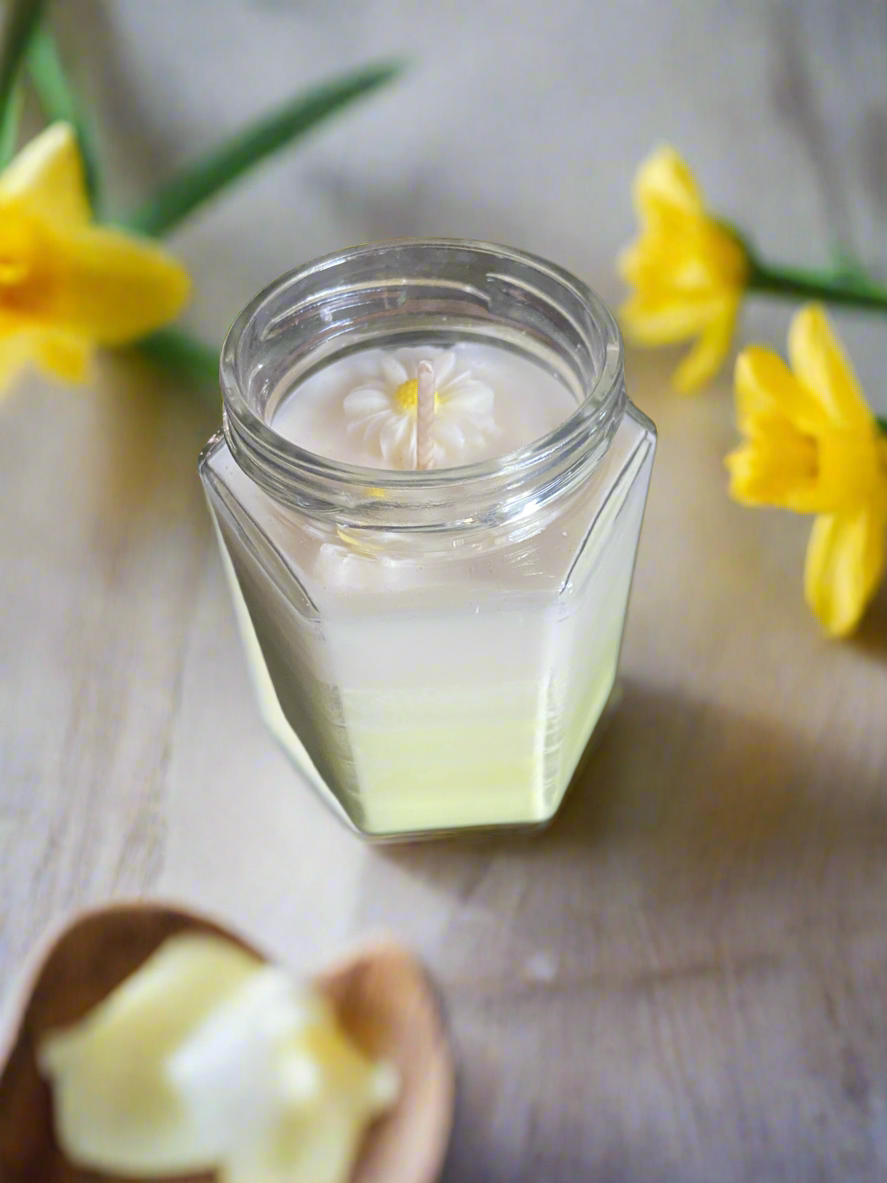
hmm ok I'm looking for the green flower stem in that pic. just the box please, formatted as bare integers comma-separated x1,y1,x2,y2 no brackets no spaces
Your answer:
0,82,22,165
0,0,48,125
748,259,887,311
27,25,102,209
132,328,220,396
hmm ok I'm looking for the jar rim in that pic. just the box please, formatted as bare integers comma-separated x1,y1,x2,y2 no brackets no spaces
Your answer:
219,238,625,530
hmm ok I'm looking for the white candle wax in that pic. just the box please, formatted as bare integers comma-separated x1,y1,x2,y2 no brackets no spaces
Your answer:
271,343,577,469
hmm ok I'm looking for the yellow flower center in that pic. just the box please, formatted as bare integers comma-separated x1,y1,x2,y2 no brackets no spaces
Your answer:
395,378,439,412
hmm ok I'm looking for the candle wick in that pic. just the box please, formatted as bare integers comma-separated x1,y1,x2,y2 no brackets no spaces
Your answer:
416,360,435,470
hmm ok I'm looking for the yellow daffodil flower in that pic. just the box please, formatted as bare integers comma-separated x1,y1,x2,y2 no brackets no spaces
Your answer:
619,146,748,393
727,304,887,637
0,122,190,391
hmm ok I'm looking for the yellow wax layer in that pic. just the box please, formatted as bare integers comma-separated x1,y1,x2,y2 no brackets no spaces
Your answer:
338,664,618,834
213,521,353,826
212,517,627,837
341,682,546,833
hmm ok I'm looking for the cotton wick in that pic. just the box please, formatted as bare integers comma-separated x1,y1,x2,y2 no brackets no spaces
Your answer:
416,360,435,470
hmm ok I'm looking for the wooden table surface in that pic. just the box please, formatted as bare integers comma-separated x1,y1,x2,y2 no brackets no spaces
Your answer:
3,2,887,1180
3,342,887,1181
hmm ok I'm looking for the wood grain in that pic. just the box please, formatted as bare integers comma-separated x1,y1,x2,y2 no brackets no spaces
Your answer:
2,1,887,1180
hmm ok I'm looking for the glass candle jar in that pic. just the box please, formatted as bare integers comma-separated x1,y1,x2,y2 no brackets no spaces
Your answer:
199,240,655,839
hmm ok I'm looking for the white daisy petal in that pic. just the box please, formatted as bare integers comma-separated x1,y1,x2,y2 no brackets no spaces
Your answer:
445,383,495,415
394,425,417,469
433,419,465,450
432,351,456,384
442,368,474,390
343,387,389,415
349,410,390,442
379,414,412,464
454,378,494,397
382,357,408,386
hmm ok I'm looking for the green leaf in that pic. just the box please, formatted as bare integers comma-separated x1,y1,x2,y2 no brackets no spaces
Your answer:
126,61,403,237
27,25,102,209
0,0,49,128
133,327,221,392
0,82,22,166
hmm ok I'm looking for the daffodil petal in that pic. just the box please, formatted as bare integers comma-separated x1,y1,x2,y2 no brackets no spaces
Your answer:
0,123,90,228
620,239,730,296
734,346,824,435
804,503,887,636
616,242,647,286
788,304,871,430
672,306,737,393
634,145,703,220
620,293,721,345
44,225,191,344
0,327,39,391
36,330,92,383
0,318,94,389
816,426,887,511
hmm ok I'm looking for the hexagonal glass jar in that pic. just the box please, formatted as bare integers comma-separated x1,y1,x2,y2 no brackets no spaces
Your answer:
199,240,655,839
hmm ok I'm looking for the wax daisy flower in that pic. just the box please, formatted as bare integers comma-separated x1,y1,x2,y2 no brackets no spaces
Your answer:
618,145,749,393
727,304,887,637
0,122,190,392
343,347,497,469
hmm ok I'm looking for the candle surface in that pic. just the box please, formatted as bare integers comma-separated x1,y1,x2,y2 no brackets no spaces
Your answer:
272,342,577,468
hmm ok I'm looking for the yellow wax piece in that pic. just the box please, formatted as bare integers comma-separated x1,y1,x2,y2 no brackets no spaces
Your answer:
38,933,397,1183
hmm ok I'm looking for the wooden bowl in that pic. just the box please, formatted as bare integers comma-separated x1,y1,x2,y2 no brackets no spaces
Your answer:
0,904,454,1183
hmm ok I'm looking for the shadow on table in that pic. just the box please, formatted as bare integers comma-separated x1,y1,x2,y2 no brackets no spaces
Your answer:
354,677,887,1183
849,579,887,663
360,674,887,924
